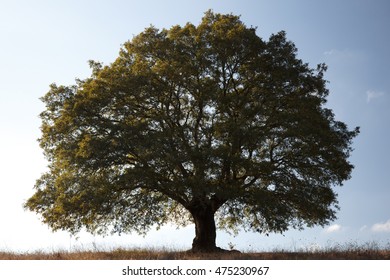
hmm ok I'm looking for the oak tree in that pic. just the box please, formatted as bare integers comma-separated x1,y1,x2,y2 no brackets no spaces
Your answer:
25,11,359,252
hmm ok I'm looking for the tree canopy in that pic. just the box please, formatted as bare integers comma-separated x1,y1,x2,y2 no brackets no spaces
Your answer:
25,11,359,252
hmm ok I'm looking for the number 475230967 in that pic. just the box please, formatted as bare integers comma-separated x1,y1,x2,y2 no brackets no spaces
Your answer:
214,266,269,276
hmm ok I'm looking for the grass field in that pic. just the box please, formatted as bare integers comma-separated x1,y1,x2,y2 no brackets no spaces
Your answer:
1,242,389,260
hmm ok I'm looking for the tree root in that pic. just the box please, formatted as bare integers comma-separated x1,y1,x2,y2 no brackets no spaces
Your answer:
187,246,241,254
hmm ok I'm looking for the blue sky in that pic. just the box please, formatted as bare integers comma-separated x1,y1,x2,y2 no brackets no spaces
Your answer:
0,0,389,252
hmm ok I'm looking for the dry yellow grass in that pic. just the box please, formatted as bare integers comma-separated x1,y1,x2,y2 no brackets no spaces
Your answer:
1,245,389,260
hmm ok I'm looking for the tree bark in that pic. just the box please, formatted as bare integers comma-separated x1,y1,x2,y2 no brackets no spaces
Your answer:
190,205,219,252
187,196,232,253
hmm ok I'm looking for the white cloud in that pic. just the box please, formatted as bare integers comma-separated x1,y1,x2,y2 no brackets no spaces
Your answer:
359,225,368,232
323,49,337,56
325,224,342,233
371,220,390,233
323,48,364,60
366,90,385,103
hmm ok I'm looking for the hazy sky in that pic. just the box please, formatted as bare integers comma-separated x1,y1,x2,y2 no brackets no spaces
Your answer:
0,0,389,252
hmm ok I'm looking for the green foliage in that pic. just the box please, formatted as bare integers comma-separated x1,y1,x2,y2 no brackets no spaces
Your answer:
25,11,359,237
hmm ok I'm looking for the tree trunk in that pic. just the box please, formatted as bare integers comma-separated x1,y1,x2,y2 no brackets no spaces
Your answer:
190,206,219,252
